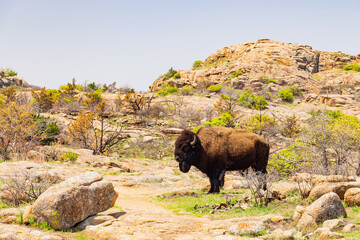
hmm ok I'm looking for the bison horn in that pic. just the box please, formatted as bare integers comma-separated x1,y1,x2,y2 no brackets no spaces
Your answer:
190,135,197,146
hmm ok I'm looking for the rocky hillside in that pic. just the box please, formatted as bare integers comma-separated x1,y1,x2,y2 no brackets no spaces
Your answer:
0,69,29,88
150,39,360,93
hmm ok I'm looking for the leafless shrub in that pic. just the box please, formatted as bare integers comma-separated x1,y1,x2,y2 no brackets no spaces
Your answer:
41,146,61,162
181,108,205,125
243,171,278,207
293,173,314,199
121,137,173,160
0,171,57,206
15,92,32,106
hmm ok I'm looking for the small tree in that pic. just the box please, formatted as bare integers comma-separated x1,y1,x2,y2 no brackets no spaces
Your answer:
92,101,124,155
214,87,240,113
238,92,268,110
67,111,95,148
0,102,42,159
68,102,124,155
192,60,203,69
31,88,59,112
123,92,145,113
0,86,17,103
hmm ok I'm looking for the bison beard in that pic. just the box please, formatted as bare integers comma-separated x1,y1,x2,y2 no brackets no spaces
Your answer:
174,126,269,193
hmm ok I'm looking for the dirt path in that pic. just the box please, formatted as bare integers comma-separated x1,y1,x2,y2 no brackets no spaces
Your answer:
110,185,217,240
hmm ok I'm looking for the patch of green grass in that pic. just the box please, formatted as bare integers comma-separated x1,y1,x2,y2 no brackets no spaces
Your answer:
156,189,299,218
200,57,229,69
343,64,360,72
17,211,23,224
227,71,243,81
344,230,360,239
76,232,94,240
0,199,11,208
242,229,268,237
39,221,53,231
112,205,124,211
346,203,360,224
59,151,78,162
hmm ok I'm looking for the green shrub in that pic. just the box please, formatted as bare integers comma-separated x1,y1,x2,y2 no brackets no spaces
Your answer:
207,84,222,92
278,88,294,102
227,71,243,80
269,144,305,176
192,60,203,69
167,86,178,93
263,76,277,84
181,86,194,95
87,82,99,91
192,126,202,133
0,94,4,107
59,84,83,92
204,111,235,128
60,152,78,163
33,114,60,145
290,86,302,96
343,64,360,72
161,67,178,79
242,115,276,134
1,68,17,76
157,84,179,96
172,72,181,79
238,92,268,110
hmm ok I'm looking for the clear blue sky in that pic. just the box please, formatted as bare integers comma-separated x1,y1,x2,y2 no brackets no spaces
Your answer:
0,0,359,91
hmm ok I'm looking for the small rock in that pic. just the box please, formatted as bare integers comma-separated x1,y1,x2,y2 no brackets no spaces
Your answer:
318,229,344,240
298,192,346,227
269,228,294,239
323,219,344,231
342,223,356,233
272,181,298,198
142,136,157,143
295,205,306,214
27,150,47,162
293,211,302,222
138,174,163,183
77,215,116,230
228,221,265,235
344,187,360,206
0,208,20,224
22,205,33,224
232,180,249,189
293,205,306,222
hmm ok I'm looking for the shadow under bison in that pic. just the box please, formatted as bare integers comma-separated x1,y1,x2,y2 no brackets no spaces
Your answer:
174,126,269,193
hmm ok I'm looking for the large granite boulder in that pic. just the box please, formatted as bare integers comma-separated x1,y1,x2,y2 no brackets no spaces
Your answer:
29,172,118,230
298,192,346,227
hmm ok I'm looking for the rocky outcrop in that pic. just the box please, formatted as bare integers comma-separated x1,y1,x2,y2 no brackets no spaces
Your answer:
0,223,64,240
0,70,29,88
29,172,118,230
308,182,360,201
298,192,346,227
149,39,360,93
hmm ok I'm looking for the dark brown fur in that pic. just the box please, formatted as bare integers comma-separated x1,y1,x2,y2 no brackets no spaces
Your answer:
174,126,269,193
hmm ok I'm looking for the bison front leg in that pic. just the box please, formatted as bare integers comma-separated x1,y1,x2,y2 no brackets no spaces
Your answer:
208,177,220,194
208,169,225,194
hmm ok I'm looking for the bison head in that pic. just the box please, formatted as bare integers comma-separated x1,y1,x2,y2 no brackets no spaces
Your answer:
174,130,201,173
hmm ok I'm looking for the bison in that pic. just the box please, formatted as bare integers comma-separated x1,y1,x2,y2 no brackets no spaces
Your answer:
174,126,269,193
